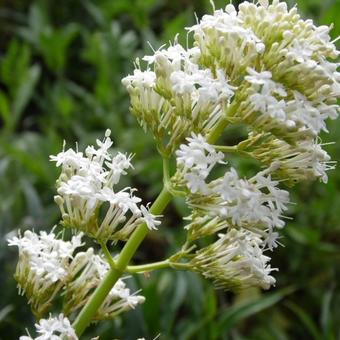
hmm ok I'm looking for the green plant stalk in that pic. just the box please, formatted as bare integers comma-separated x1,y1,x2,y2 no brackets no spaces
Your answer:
72,113,232,336
127,259,191,273
127,259,170,273
100,242,116,269
72,187,172,336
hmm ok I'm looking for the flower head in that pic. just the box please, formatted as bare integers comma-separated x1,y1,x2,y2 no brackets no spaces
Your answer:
19,314,77,340
8,230,83,316
51,131,158,242
174,135,289,289
176,133,225,193
190,229,276,291
122,44,235,154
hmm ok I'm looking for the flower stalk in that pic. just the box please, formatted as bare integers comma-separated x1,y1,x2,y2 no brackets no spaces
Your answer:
72,187,172,336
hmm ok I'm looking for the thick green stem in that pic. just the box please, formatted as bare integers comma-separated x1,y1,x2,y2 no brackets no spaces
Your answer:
72,187,172,336
72,105,235,336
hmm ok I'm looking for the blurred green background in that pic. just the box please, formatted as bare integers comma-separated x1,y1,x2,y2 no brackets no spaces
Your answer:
0,0,339,339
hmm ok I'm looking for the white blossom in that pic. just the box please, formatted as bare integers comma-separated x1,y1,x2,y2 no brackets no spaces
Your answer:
176,133,224,193
122,69,156,88
140,205,162,230
191,229,276,290
187,6,265,80
51,131,145,242
19,314,77,340
8,230,83,315
247,135,335,184
122,43,235,153
191,167,290,232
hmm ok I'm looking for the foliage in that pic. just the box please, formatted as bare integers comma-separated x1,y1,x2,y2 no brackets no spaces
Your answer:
0,0,339,339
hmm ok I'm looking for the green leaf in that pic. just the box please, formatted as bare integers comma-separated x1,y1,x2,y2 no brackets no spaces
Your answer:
21,178,44,221
0,40,31,92
216,286,296,334
0,305,13,322
39,24,79,73
285,301,322,340
12,64,41,124
0,92,10,127
321,285,335,339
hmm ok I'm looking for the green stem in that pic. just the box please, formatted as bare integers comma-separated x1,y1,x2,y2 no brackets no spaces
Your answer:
100,242,116,269
214,145,238,153
214,144,250,157
127,260,170,273
72,187,172,336
163,157,186,197
207,102,237,144
207,117,229,144
127,259,190,273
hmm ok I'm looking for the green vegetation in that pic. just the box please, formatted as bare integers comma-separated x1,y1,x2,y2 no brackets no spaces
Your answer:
0,0,339,339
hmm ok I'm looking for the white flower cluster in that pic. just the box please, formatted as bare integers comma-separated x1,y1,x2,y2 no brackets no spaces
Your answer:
8,230,83,315
20,314,77,340
210,167,289,232
176,133,224,194
64,249,145,320
236,67,338,142
191,229,276,290
8,230,145,319
242,132,335,184
123,1,339,186
187,0,338,182
177,135,289,235
239,1,340,91
51,130,161,242
187,4,266,80
176,134,289,290
122,44,235,154
191,1,340,96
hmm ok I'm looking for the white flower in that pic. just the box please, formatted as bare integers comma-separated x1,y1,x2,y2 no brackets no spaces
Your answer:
191,229,276,290
140,205,162,230
187,7,265,80
209,168,289,231
247,136,335,184
264,231,281,251
49,144,85,170
19,314,77,340
123,41,235,153
244,68,273,86
170,70,196,94
143,43,193,66
8,230,83,315
106,152,133,185
183,172,209,194
51,131,145,242
285,91,337,135
244,68,291,127
122,69,156,88
176,133,225,193
287,40,315,64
